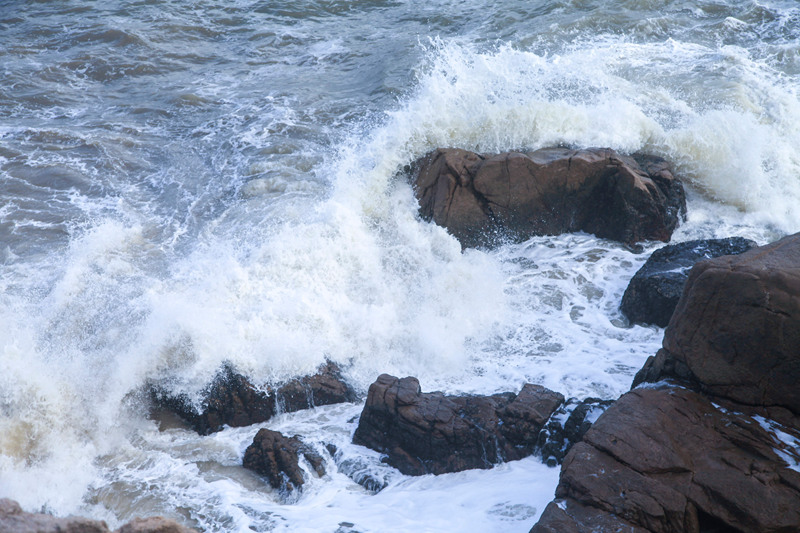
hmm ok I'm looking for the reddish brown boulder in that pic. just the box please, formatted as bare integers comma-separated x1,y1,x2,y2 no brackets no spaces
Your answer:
352,374,564,475
152,361,356,435
530,386,800,533
0,498,196,533
243,428,325,494
413,147,685,248
633,232,800,413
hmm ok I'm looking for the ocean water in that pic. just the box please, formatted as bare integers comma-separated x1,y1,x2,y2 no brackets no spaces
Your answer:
1,0,799,531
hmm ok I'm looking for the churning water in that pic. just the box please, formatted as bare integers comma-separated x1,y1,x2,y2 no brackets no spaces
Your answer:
1,0,799,531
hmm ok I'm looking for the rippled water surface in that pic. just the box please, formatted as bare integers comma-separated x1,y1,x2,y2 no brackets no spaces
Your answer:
1,0,799,531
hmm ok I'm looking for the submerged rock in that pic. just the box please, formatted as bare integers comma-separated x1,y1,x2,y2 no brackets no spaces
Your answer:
0,498,196,533
620,237,757,327
412,147,686,248
243,428,325,494
352,375,564,475
152,361,357,435
531,231,800,533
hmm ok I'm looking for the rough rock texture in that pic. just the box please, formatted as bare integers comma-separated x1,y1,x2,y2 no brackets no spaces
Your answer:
537,397,614,467
0,498,196,533
412,147,686,248
153,361,356,435
530,386,800,533
531,232,800,533
633,233,800,412
621,237,758,327
352,374,564,475
243,428,325,493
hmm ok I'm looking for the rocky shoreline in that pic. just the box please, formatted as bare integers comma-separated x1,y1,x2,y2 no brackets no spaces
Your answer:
8,148,798,532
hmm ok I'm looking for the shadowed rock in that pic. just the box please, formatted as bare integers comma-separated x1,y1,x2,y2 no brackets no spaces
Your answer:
537,397,614,467
352,375,564,475
412,147,686,248
621,237,757,327
152,361,357,435
243,429,325,494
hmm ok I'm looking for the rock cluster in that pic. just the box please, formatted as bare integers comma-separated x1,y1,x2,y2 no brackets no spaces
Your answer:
412,147,686,248
620,237,757,327
0,498,196,533
531,232,800,533
152,361,356,435
352,374,565,475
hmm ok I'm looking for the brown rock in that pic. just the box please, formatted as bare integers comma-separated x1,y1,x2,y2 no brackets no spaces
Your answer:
413,147,686,248
633,232,800,413
243,428,325,493
352,375,564,475
0,499,198,533
0,498,110,533
530,386,800,533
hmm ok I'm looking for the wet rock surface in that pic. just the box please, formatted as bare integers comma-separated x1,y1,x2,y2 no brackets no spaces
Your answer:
621,237,757,327
412,147,686,248
0,498,196,533
531,232,800,533
352,374,564,475
536,397,614,467
634,233,800,411
152,361,357,435
531,386,800,533
243,428,326,494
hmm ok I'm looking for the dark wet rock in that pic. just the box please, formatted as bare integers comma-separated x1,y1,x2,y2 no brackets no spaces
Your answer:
537,397,614,467
152,361,356,435
243,428,325,494
620,237,758,327
530,385,800,533
412,147,686,249
352,375,564,475
633,233,800,413
0,498,196,533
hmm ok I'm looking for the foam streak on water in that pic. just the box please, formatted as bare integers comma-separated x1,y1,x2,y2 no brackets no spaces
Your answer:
1,0,800,531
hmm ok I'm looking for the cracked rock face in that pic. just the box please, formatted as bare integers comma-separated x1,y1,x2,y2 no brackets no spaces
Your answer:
352,374,564,475
412,147,686,248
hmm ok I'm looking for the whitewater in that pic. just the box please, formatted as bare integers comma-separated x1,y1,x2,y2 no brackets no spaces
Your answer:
1,0,799,531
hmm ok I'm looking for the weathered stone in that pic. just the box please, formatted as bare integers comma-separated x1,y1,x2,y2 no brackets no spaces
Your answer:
243,429,325,493
621,237,758,327
0,498,197,533
152,361,356,435
413,147,686,248
530,386,800,533
633,232,800,413
352,375,564,475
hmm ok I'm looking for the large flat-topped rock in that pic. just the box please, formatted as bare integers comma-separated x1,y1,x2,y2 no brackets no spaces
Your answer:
413,147,686,248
